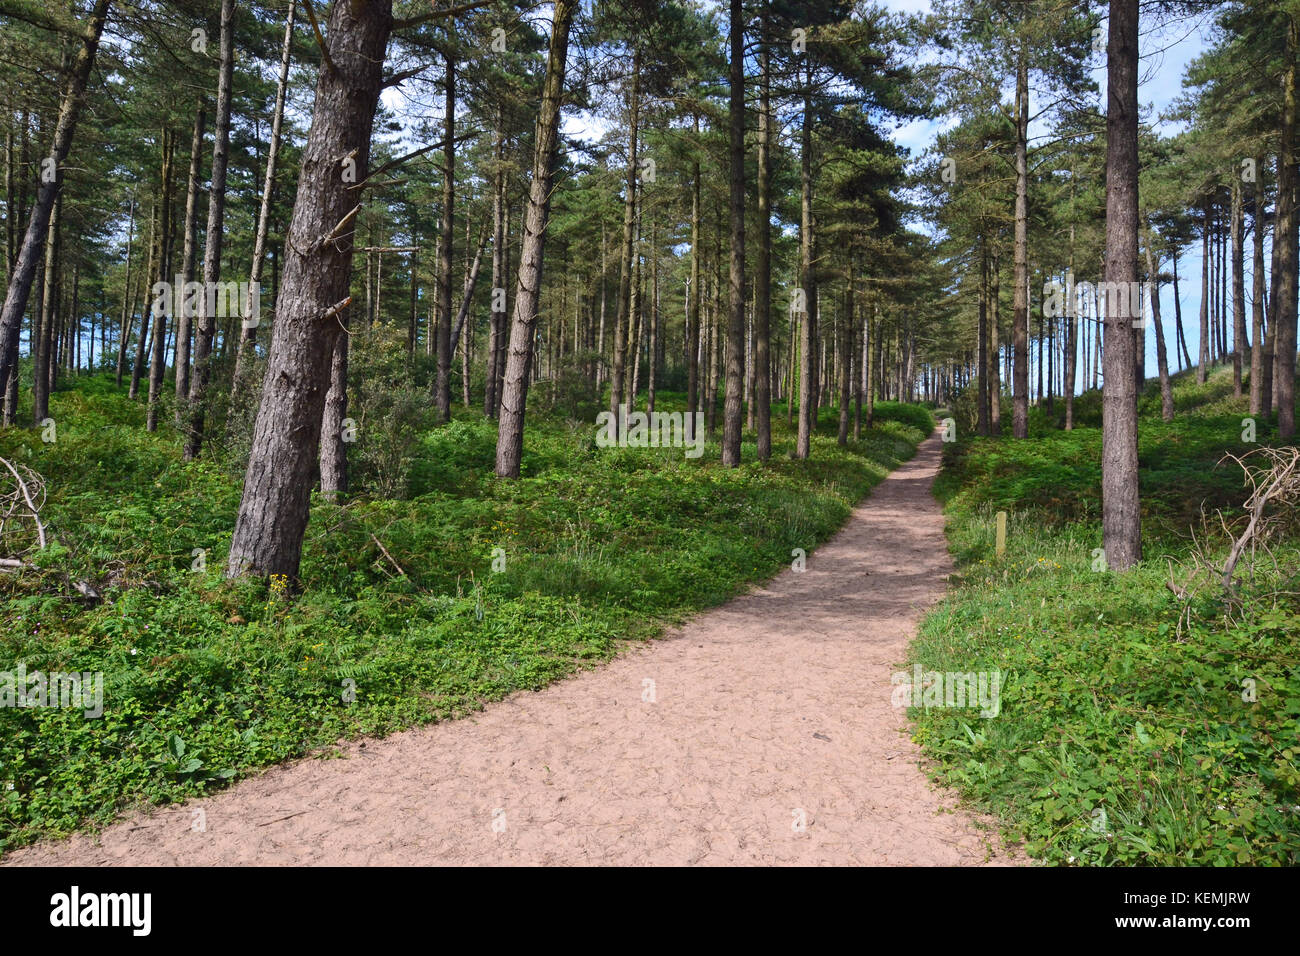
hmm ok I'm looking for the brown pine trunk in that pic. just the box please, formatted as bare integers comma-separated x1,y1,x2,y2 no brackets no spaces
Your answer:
1231,179,1247,398
129,199,157,401
795,76,817,459
686,122,700,441
227,0,394,578
319,311,348,502
837,274,851,446
0,0,112,398
1172,248,1191,371
232,0,296,402
754,33,772,460
1101,0,1141,571
146,127,177,431
648,217,658,415
1143,227,1174,421
1197,200,1211,384
435,41,455,423
493,0,577,477
173,103,205,422
990,252,1001,434
609,49,640,434
1274,16,1298,441
185,0,235,460
1011,46,1030,438
485,116,505,417
977,245,989,435
1251,155,1267,415
32,194,59,423
721,0,745,467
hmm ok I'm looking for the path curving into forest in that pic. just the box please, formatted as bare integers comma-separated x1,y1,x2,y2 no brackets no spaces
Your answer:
7,431,1018,866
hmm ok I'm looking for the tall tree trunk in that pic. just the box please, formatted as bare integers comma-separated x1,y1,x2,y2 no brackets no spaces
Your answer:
686,116,700,441
185,0,235,460
1101,0,1141,571
1274,15,1299,441
754,29,772,460
173,103,205,422
977,244,989,435
795,75,817,459
32,193,59,423
1231,178,1247,398
1065,225,1078,429
227,0,394,578
0,0,112,398
990,251,1001,434
232,0,296,403
837,271,851,446
146,127,176,431
493,0,577,477
721,0,746,467
648,217,659,415
1011,45,1030,438
319,311,348,501
1197,201,1210,384
448,229,486,356
130,198,157,401
1143,227,1173,421
609,47,640,436
1251,155,1268,416
435,39,455,423
114,195,136,388
485,114,505,417
1172,248,1191,371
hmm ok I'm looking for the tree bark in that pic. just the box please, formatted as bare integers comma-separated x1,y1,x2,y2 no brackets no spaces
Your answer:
146,127,177,431
754,31,772,460
485,114,505,417
1251,154,1268,416
1143,228,1174,421
32,193,59,423
1274,15,1298,441
185,0,235,460
493,0,577,477
173,103,206,422
1100,0,1141,571
232,0,296,403
319,311,348,502
796,75,817,459
721,0,745,467
686,115,700,441
1197,200,1210,384
0,0,112,399
435,39,455,423
609,47,640,436
227,0,394,578
1231,178,1247,399
1011,45,1030,438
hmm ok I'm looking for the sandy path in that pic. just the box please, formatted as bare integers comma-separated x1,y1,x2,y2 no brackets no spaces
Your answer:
7,431,1017,866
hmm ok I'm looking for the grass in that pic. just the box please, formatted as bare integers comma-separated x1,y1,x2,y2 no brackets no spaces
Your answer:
0,371,931,855
911,366,1300,865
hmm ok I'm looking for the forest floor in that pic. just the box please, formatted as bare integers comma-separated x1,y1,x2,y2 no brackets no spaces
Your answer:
6,430,1018,866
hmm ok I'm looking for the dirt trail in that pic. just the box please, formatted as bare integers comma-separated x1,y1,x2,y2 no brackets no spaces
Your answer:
8,431,1017,866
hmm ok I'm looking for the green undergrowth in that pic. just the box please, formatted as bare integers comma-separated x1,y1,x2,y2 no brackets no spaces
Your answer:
913,366,1300,865
0,373,929,854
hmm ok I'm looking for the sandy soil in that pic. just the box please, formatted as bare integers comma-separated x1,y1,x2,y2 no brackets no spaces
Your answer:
7,430,1019,866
